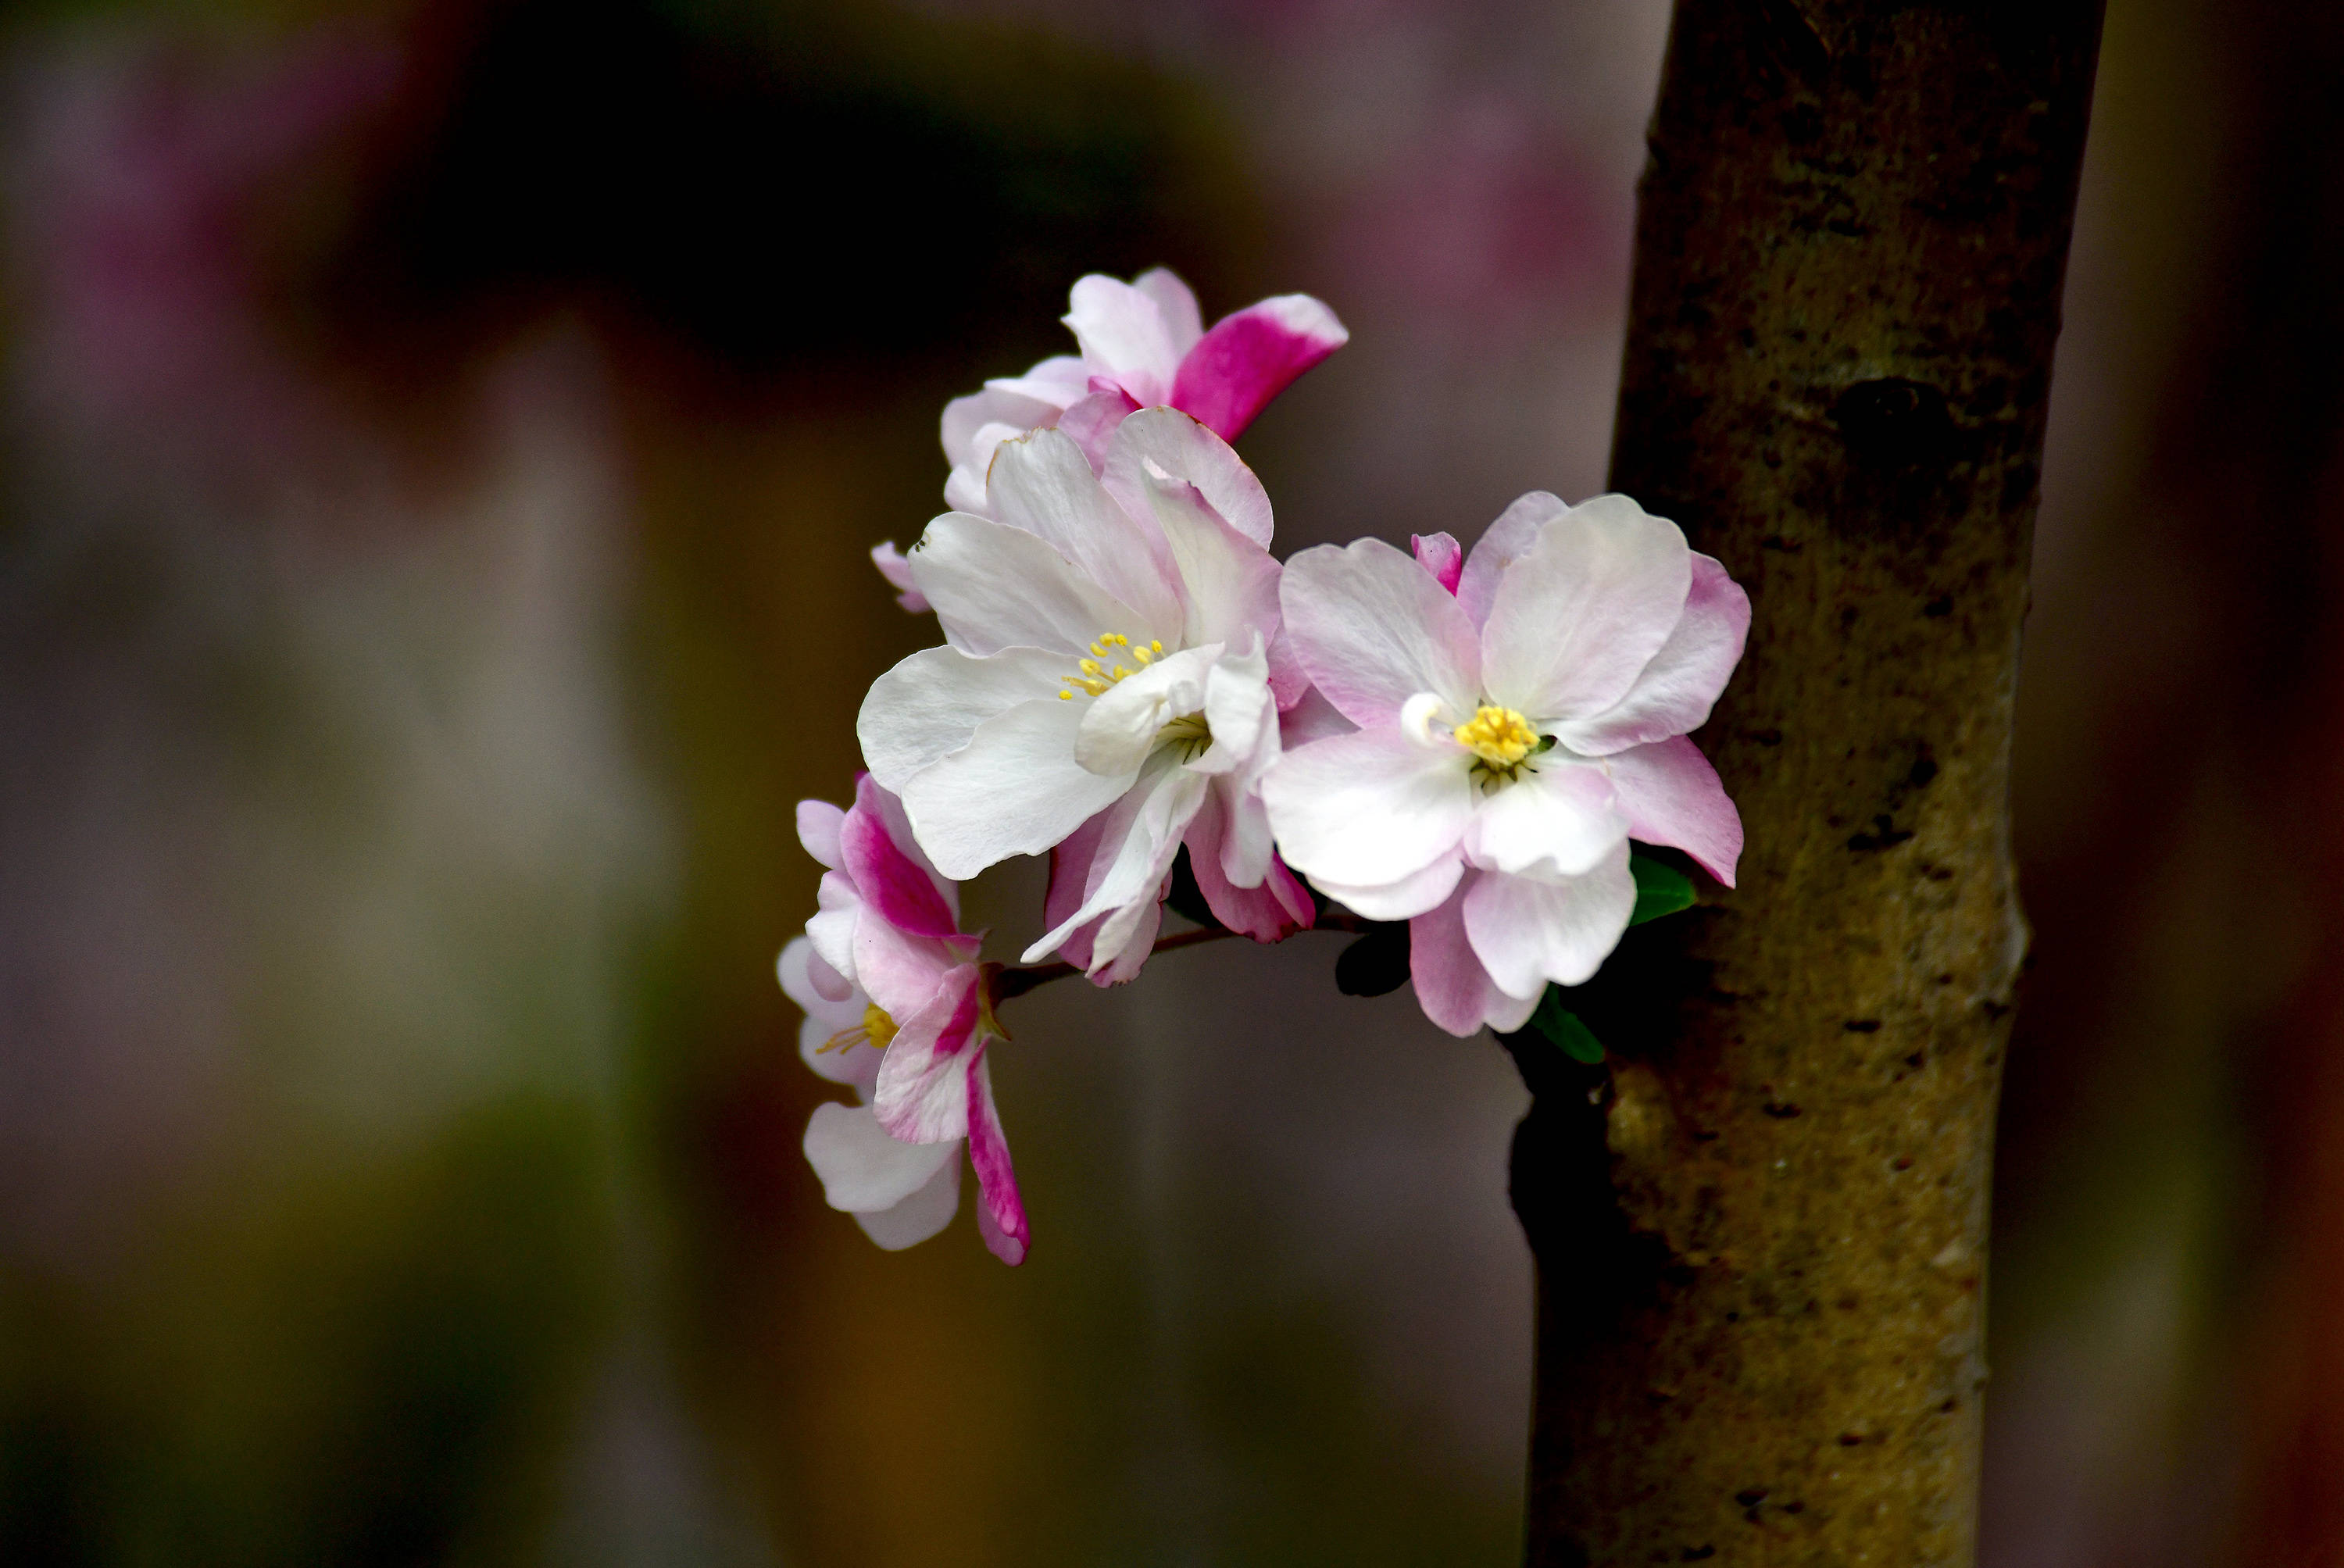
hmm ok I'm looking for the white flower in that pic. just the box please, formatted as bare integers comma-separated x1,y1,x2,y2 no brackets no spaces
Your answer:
858,409,1311,980
1263,493,1748,1035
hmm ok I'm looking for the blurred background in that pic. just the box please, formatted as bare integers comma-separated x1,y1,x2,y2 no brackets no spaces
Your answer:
0,0,2335,1563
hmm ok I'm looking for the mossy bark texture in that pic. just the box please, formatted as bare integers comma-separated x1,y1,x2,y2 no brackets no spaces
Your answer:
1515,4,2104,1564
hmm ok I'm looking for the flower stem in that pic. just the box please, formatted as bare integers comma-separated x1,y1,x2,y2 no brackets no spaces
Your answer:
986,911,1374,1004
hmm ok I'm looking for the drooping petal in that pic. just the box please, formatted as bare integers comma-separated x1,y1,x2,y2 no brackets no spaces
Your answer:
1463,760,1628,879
796,799,846,870
803,1102,960,1212
870,542,931,613
1412,531,1463,594
1024,755,1206,966
1456,491,1567,630
1074,644,1220,777
1183,785,1313,941
1102,407,1275,548
1064,273,1182,406
1310,851,1464,923
1262,726,1475,889
1460,845,1637,995
854,1155,963,1252
1169,294,1349,441
967,1053,1029,1265
839,782,959,940
981,430,1181,638
906,510,1152,659
1607,734,1743,886
902,698,1136,880
1279,538,1481,727
1134,266,1205,356
1481,494,1692,724
1409,877,1539,1037
1554,553,1751,755
858,645,1067,793
871,966,985,1143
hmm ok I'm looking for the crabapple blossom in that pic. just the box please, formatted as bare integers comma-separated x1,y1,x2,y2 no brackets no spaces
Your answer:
786,776,1027,1264
931,267,1348,520
858,408,1312,982
1263,492,1749,1036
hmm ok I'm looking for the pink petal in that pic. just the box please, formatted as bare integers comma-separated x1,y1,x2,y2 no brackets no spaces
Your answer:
1056,384,1140,472
1408,875,1537,1038
1481,495,1691,723
872,966,985,1143
1456,491,1567,630
1279,538,1481,728
1607,735,1743,886
968,1054,1028,1265
870,542,931,613
796,798,846,870
1064,273,1183,405
1102,407,1275,548
841,783,959,941
1412,531,1463,594
1184,788,1313,941
1460,848,1637,995
1169,294,1349,441
1555,554,1750,755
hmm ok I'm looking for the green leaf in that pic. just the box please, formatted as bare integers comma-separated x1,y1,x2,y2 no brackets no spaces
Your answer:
1628,853,1695,926
1529,988,1605,1063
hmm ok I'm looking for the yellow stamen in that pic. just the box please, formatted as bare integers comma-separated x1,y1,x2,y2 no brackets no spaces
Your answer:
1455,705,1539,768
1063,630,1163,702
1080,659,1101,675
1149,640,1163,654
1133,645,1154,665
862,1002,899,1051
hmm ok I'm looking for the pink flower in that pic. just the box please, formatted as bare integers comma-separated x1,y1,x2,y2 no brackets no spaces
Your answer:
784,776,1027,1264
932,268,1349,520
1263,494,1748,1037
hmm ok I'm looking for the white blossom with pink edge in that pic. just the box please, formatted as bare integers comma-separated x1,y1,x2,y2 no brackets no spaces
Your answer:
1262,493,1749,1037
924,267,1348,523
858,408,1313,984
784,777,1027,1264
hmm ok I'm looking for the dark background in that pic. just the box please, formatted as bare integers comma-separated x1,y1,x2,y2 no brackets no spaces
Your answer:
1,1,2335,1563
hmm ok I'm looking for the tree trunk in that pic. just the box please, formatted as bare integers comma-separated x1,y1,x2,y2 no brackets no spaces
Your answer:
1512,3,2104,1563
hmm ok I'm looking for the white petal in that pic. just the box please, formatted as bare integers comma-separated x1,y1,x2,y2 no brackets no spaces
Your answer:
983,354,1092,406
1074,645,1220,777
1481,495,1692,723
1064,273,1181,405
1261,726,1474,888
1310,852,1465,923
1194,645,1275,779
1024,755,1206,964
1456,491,1567,629
796,799,845,869
1463,760,1628,878
858,645,1067,793
906,510,1149,659
943,385,1063,470
1122,449,1283,653
902,698,1136,879
1280,538,1481,727
985,429,1181,637
803,1102,959,1213
778,937,864,1029
1102,408,1274,548
1460,844,1636,995
1554,554,1750,755
1134,267,1205,355
853,1155,963,1251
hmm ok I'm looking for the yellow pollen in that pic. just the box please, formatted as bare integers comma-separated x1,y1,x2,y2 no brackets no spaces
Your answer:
1149,640,1163,654
861,1002,899,1051
1062,630,1162,701
1455,705,1539,768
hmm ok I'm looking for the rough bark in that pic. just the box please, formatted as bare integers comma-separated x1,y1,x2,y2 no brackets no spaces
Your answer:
1513,3,2104,1563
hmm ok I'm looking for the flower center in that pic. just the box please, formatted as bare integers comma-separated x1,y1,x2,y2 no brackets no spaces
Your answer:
1455,705,1538,768
1157,712,1213,762
1059,631,1167,700
817,1002,900,1057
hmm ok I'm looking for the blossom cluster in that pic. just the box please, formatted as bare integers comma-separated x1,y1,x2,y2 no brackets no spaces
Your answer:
782,270,1748,1263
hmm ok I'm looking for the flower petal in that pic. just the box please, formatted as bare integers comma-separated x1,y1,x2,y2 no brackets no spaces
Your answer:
1169,294,1349,441
1555,554,1749,755
1311,850,1464,923
1102,407,1275,548
1481,494,1692,723
839,779,959,940
1410,876,1540,1037
1456,491,1565,630
804,1102,959,1213
1412,531,1463,593
1262,726,1474,888
872,966,984,1143
902,698,1137,880
1056,385,1142,472
1065,273,1181,405
1460,844,1636,995
796,799,845,870
907,509,1153,659
1024,755,1205,966
779,937,864,1033
944,383,1065,470
1607,735,1743,886
1463,760,1627,879
858,645,1067,794
1074,644,1220,777
854,1155,963,1252
1124,459,1284,659
981,355,1091,407
983,430,1181,638
967,1053,1028,1265
1183,784,1313,940
806,871,861,994
1134,267,1205,357
870,542,931,613
1280,538,1481,727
